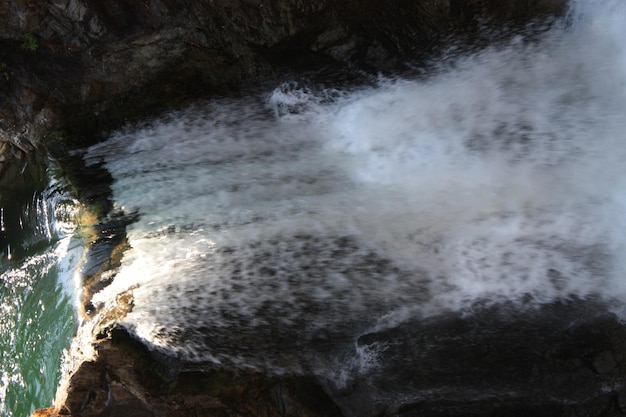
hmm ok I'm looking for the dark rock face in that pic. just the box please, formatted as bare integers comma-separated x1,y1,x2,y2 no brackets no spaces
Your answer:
332,300,626,417
33,327,344,417
0,0,568,165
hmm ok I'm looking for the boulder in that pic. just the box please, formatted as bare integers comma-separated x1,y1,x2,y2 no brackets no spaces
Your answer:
34,327,344,417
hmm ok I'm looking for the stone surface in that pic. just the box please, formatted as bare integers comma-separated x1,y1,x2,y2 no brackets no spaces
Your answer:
37,327,344,417
0,0,568,167
32,299,626,417
334,300,626,417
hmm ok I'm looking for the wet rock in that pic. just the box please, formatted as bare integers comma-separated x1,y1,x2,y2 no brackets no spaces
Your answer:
334,299,626,417
0,0,568,165
35,327,344,417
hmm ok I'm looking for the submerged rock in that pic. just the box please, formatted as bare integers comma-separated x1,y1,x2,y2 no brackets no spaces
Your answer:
338,300,626,417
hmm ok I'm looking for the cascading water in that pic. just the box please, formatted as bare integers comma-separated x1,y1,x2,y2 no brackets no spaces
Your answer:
78,0,626,414
0,165,82,417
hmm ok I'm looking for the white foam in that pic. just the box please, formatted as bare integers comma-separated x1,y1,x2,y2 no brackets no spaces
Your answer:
85,0,626,370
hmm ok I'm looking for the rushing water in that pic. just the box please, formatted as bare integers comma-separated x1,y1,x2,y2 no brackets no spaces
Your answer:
0,169,81,417
76,0,626,414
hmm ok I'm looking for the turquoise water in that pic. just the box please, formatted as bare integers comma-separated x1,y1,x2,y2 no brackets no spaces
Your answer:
0,176,81,417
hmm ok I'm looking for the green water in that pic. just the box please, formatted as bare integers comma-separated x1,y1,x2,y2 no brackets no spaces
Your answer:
0,176,82,417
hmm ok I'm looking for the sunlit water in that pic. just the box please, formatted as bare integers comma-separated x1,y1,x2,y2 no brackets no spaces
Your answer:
81,0,626,413
0,174,81,417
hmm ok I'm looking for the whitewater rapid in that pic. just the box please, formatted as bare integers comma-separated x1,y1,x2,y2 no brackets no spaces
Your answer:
84,0,626,380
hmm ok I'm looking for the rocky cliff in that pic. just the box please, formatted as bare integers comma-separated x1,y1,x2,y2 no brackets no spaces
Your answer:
1,0,566,164
32,328,345,417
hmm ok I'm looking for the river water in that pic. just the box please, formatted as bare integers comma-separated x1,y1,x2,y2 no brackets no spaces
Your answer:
4,0,626,415
0,167,81,417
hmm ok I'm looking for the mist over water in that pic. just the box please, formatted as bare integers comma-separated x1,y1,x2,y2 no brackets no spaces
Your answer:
85,0,626,385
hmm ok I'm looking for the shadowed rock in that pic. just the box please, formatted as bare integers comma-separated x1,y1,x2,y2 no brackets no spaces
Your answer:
334,300,626,417
34,327,344,417
0,0,568,167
